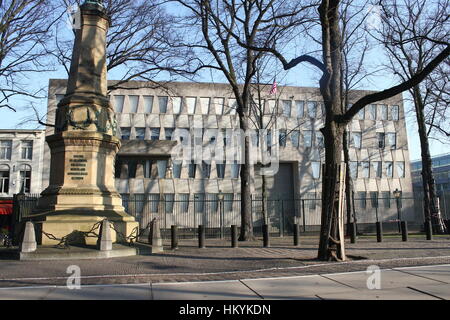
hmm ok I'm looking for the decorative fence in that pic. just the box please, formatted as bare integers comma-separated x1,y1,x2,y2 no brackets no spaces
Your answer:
6,192,450,241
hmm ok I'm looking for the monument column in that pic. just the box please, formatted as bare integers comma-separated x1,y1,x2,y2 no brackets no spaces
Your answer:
34,0,138,245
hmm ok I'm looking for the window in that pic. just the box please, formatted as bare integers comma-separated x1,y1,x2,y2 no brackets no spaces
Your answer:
377,133,385,148
143,160,152,178
143,96,154,113
164,194,175,214
0,165,10,193
194,193,205,213
200,97,210,115
349,161,358,179
312,162,321,179
370,192,379,208
157,160,168,178
372,161,382,178
216,163,225,178
129,95,139,113
385,161,393,177
397,161,405,178
224,193,234,212
148,194,160,213
120,127,131,140
357,107,365,120
188,161,196,178
19,164,31,193
114,95,125,112
228,98,237,115
172,161,182,178
202,161,211,178
21,140,33,160
307,101,317,118
391,105,399,121
186,97,197,114
172,97,182,114
231,161,240,178
296,101,304,118
0,140,12,160
303,130,312,147
368,104,377,120
179,194,189,213
266,130,272,148
386,133,396,149
214,97,224,115
158,96,168,113
291,130,300,147
316,132,324,148
382,191,391,208
381,104,388,120
282,100,292,117
127,160,137,178
150,128,160,140
135,127,145,140
361,161,370,178
351,132,362,149
164,128,174,140
358,192,367,209
266,100,276,115
279,130,287,147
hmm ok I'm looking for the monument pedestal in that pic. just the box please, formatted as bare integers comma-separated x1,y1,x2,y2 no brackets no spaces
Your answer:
33,130,139,246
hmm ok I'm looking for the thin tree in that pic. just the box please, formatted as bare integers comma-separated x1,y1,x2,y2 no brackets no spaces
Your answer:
171,0,314,240
231,0,450,259
375,0,449,233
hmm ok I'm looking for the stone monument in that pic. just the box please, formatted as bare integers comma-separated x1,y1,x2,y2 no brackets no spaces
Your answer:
32,0,138,245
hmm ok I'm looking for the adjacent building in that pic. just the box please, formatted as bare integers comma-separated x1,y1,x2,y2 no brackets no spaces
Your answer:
0,129,46,197
43,80,416,231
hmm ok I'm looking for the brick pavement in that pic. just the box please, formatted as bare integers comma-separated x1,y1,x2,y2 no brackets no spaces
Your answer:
0,236,449,287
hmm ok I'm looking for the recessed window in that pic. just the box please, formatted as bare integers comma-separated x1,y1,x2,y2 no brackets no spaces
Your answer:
114,95,125,112
381,105,388,120
296,101,304,118
216,163,225,178
385,161,393,178
200,97,210,115
0,165,10,194
386,133,396,149
165,128,174,140
135,127,145,140
279,130,287,147
19,164,32,193
21,140,33,160
143,96,154,113
357,107,365,120
391,105,399,121
372,161,382,178
214,97,224,115
349,161,358,179
303,130,312,147
377,133,385,148
0,140,12,160
361,161,370,178
231,161,240,178
351,132,362,149
172,97,182,114
158,96,168,113
186,97,197,114
312,162,321,179
291,130,300,147
397,161,405,178
307,101,317,118
282,100,292,117
368,104,377,120
316,132,324,148
172,161,182,178
150,128,160,140
157,160,168,178
120,127,131,140
129,95,139,113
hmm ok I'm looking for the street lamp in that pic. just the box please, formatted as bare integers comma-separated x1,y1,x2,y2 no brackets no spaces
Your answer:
393,188,402,232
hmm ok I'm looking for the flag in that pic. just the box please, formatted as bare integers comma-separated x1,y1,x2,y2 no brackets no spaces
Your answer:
269,80,277,95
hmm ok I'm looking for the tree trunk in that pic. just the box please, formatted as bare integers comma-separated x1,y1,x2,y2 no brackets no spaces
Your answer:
343,129,355,236
413,86,447,234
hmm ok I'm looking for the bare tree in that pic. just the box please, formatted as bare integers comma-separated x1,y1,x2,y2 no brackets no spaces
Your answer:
53,0,199,92
236,0,449,260
0,0,58,111
171,0,314,240
375,0,449,233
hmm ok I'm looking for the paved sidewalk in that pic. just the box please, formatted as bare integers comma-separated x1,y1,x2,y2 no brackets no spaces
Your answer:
1,236,449,288
0,264,449,300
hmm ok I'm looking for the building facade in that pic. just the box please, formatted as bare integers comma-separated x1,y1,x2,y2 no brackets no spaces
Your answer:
0,129,46,197
411,153,450,193
44,80,415,230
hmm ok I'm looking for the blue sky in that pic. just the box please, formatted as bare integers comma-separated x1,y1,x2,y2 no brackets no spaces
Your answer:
1,1,448,162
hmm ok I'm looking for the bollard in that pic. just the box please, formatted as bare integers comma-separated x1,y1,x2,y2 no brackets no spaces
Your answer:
198,225,205,248
401,221,408,242
425,220,433,240
376,222,383,243
231,225,238,248
293,223,300,246
350,222,357,244
171,225,178,250
262,224,270,248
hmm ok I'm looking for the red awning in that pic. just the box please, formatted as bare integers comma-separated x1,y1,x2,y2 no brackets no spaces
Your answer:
0,200,12,215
